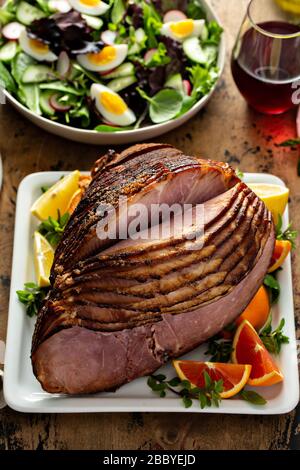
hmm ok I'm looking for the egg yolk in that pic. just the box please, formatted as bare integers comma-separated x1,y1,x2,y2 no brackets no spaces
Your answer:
80,0,101,6
100,92,127,115
29,38,49,53
88,46,116,65
170,20,194,38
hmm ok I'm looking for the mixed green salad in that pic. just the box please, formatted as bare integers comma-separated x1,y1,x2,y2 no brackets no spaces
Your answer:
0,0,223,132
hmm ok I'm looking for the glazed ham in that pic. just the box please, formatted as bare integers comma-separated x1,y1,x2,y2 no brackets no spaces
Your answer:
31,144,275,394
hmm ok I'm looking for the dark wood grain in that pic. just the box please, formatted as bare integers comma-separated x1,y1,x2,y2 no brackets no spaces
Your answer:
0,0,299,450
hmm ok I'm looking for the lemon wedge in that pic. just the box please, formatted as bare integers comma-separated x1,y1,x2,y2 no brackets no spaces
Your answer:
34,232,55,287
248,183,289,224
275,0,300,15
31,170,81,221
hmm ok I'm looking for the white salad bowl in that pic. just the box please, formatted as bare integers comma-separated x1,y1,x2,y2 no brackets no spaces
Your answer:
3,0,225,145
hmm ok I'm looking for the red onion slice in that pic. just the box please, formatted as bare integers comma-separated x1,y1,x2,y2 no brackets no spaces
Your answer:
2,22,24,40
163,10,187,23
101,30,117,45
49,94,71,112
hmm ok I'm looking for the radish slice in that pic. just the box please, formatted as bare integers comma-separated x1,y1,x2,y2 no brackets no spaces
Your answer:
2,22,25,40
99,67,117,77
163,10,187,23
48,0,71,13
49,94,71,112
183,79,192,96
101,30,117,45
57,51,71,79
144,48,157,64
297,106,300,137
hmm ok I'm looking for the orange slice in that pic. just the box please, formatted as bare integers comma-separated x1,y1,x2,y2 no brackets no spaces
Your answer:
173,361,252,399
232,320,284,386
268,239,291,273
236,285,270,331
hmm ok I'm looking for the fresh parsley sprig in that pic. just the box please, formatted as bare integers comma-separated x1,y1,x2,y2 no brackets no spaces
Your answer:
16,282,49,317
260,317,289,354
38,210,70,247
276,215,297,249
147,372,223,409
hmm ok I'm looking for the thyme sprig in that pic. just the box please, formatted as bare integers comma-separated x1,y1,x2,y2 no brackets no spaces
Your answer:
276,215,297,250
260,317,289,354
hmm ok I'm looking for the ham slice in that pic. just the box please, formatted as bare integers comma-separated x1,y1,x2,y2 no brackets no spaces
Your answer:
31,144,275,394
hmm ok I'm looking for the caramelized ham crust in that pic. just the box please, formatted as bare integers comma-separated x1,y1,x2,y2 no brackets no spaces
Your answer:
32,144,274,394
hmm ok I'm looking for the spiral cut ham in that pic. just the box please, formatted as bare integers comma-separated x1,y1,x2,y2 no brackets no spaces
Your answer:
31,143,275,394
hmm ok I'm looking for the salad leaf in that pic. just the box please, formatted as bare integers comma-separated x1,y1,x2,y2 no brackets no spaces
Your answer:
142,0,162,48
137,87,183,123
0,61,16,93
0,0,17,25
144,43,171,68
95,124,133,132
205,21,223,45
111,0,126,24
188,64,218,99
186,0,206,19
70,104,90,127
39,81,86,95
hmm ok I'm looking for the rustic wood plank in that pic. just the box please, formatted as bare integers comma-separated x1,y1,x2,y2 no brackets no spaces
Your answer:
0,0,299,450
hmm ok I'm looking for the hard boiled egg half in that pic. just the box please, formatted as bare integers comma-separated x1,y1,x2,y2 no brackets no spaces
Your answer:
68,0,110,16
91,83,136,126
19,30,57,62
77,44,128,72
161,19,205,42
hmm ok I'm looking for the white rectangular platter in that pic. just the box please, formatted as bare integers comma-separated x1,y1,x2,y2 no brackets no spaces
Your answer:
3,171,299,414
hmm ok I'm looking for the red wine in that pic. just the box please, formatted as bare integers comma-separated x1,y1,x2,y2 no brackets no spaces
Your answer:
231,21,300,114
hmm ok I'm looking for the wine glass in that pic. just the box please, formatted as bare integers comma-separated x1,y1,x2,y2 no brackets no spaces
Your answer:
231,0,300,114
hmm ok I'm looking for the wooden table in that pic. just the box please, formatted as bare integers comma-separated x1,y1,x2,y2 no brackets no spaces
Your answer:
0,0,299,450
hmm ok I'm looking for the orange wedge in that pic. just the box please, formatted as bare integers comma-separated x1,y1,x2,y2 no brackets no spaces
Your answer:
173,361,252,398
236,285,270,331
268,239,291,273
232,320,284,386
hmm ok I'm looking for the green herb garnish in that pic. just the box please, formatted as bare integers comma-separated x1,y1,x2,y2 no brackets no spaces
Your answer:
16,282,49,317
147,372,223,409
276,215,297,249
205,337,233,363
263,272,280,304
38,210,70,247
240,390,267,405
236,168,244,179
260,317,289,354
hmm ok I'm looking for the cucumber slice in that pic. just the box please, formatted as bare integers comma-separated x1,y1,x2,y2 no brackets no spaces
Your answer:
0,41,18,62
16,1,45,26
107,75,137,93
82,14,103,30
201,24,208,41
22,64,56,83
20,83,41,114
165,73,184,94
183,37,207,64
103,62,135,79
39,90,55,116
128,28,146,55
